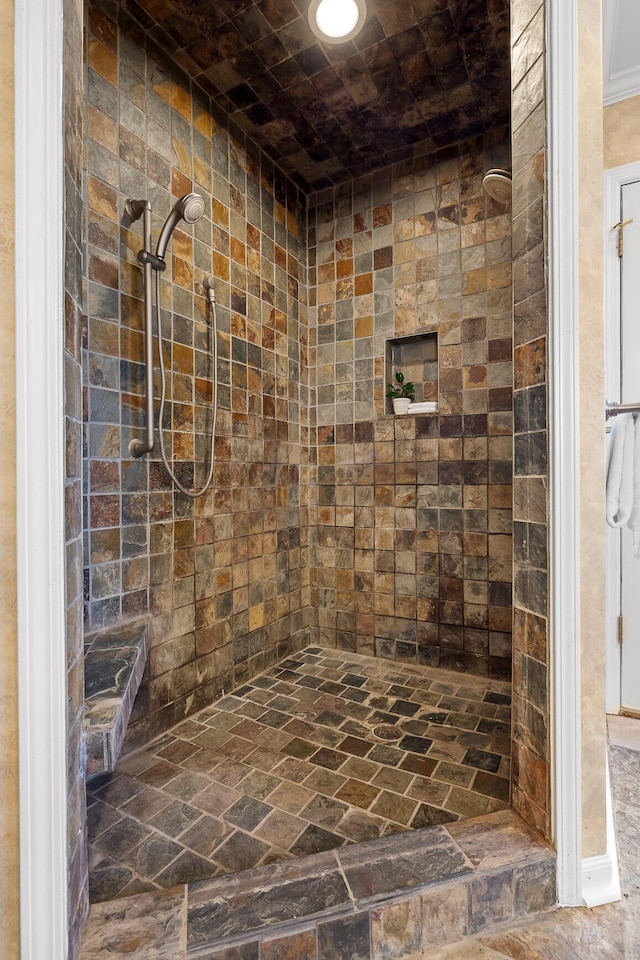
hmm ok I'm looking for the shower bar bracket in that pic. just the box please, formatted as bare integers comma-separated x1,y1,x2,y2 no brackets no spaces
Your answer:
137,248,166,272
605,400,640,419
125,198,156,458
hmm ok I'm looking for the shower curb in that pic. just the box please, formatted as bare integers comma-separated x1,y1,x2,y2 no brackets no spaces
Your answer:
79,810,557,960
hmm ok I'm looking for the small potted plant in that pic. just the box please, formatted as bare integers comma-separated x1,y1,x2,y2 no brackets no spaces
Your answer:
386,370,415,414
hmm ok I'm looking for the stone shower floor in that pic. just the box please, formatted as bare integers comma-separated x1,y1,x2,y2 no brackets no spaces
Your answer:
87,647,511,903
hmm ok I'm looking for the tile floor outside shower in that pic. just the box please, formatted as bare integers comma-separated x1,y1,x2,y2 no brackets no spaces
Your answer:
87,647,511,903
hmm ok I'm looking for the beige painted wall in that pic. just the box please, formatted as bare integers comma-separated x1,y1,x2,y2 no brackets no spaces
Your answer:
0,0,19,952
605,94,640,170
578,0,608,859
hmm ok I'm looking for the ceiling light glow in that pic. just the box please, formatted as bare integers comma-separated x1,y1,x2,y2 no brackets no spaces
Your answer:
308,0,367,44
316,0,358,38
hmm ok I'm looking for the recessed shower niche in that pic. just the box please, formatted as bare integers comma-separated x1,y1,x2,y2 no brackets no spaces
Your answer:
385,332,438,415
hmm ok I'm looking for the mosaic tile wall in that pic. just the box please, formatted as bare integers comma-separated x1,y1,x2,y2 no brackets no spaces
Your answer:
65,0,90,951
307,132,514,679
109,0,511,191
509,0,550,839
83,1,312,747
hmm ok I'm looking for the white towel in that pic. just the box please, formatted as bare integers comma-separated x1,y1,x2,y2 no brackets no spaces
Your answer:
629,415,640,546
606,413,635,528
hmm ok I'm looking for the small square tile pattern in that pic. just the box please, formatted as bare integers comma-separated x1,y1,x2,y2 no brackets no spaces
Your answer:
110,0,511,190
87,646,510,902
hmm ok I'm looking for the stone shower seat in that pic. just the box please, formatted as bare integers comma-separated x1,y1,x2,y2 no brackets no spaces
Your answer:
84,621,149,777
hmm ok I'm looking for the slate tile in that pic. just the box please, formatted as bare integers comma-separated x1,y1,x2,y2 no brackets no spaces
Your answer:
187,853,350,948
214,831,271,873
317,913,370,960
399,735,433,755
89,865,135,903
261,930,317,960
411,803,459,829
181,815,231,856
289,824,345,857
301,794,349,829
472,770,510,802
120,834,184,879
390,699,421,717
462,747,502,773
336,779,380,809
149,800,202,838
370,791,417,825
309,747,347,771
338,828,472,904
224,796,273,831
93,816,150,858
371,898,421,959
155,850,216,887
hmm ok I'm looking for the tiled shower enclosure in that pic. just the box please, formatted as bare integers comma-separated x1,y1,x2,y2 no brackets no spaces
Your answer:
83,0,513,755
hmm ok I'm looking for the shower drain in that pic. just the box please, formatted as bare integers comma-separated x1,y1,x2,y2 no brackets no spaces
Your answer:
372,723,402,742
291,708,315,721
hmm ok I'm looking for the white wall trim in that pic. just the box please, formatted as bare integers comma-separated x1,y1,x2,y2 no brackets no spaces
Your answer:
603,80,640,108
15,0,69,957
582,755,621,907
602,0,640,106
603,160,640,715
547,0,583,908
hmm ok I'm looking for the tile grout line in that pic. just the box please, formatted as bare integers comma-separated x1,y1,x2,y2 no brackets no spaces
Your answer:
333,849,358,910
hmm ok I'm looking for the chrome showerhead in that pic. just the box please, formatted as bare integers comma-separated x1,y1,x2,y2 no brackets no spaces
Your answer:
179,192,206,224
156,192,206,260
482,169,512,205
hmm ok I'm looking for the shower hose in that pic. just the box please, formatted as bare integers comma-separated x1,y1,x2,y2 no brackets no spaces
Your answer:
155,269,218,499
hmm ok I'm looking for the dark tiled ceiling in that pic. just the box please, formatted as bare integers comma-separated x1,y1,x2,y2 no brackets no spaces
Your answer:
120,0,510,191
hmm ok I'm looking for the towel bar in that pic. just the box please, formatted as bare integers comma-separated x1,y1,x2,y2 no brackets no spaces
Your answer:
606,400,640,419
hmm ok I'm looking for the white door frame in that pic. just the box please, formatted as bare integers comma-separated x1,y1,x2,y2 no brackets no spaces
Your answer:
15,0,68,958
547,0,582,908
13,0,616,955
603,160,640,715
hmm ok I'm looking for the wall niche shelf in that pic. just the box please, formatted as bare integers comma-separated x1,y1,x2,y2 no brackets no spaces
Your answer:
385,332,438,416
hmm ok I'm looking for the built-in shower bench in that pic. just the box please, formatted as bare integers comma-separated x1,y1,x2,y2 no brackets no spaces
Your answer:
84,622,148,777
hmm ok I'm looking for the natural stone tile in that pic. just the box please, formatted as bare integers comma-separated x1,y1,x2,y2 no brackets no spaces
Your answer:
317,913,371,960
421,881,470,947
289,824,345,857
371,898,422,959
80,888,186,959
187,853,350,949
447,810,550,872
214,832,270,874
338,828,472,905
254,809,306,848
470,869,515,933
223,796,273,831
149,800,202,838
261,930,317,960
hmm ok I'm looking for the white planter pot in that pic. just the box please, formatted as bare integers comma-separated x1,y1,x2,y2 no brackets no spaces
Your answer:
393,397,411,415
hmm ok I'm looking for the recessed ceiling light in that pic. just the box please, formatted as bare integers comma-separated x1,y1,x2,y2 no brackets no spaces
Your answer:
308,0,367,45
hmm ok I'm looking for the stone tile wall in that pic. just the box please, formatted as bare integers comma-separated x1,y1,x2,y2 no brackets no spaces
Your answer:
307,134,514,678
83,1,312,747
510,0,550,838
65,0,89,951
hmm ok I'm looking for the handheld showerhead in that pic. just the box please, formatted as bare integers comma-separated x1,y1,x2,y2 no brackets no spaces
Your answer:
155,192,206,260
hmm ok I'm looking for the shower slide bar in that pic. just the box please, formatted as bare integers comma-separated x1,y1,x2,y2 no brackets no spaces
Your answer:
125,198,157,457
606,400,640,419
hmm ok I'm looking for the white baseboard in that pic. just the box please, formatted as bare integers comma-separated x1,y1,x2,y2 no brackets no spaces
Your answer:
582,852,621,907
581,759,621,908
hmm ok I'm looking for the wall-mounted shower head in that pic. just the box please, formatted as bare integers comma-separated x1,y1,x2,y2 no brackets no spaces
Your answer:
155,192,206,260
482,169,512,205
